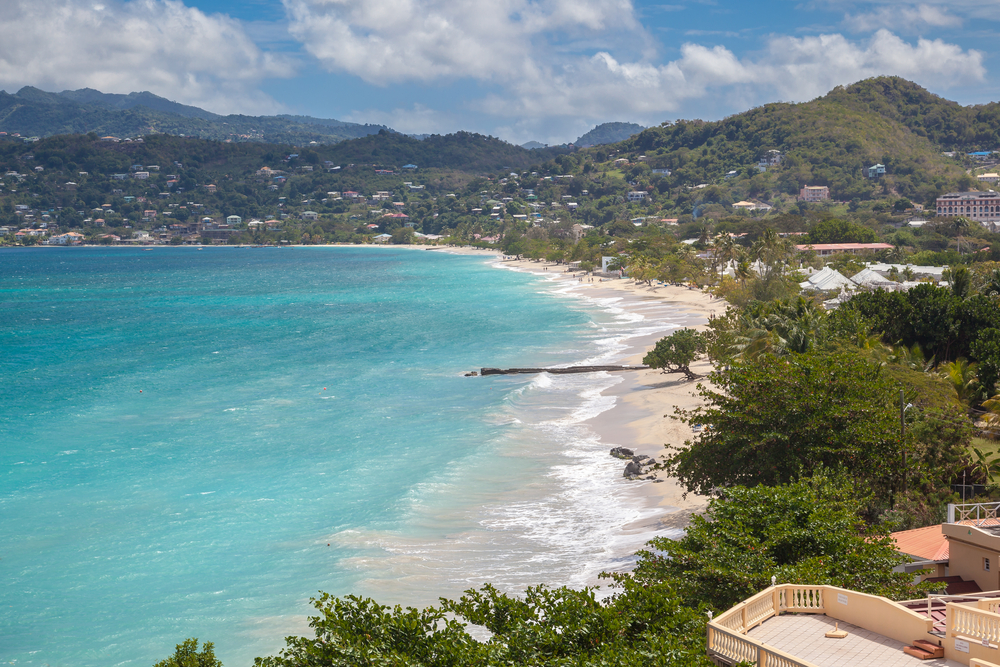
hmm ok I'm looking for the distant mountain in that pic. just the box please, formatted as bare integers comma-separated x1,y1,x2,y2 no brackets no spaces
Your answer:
0,87,393,144
57,88,219,120
574,122,645,147
521,141,548,149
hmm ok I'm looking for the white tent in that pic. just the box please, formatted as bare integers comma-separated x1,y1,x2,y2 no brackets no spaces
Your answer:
800,266,855,292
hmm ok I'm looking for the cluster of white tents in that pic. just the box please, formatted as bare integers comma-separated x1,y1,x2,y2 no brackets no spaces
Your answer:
797,264,948,309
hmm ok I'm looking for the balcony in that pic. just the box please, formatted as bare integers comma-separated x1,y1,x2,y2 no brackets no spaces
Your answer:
707,583,1000,667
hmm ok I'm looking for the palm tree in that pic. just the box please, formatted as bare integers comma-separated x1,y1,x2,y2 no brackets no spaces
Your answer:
714,234,738,279
982,268,1000,297
970,447,1000,486
940,358,982,409
953,216,971,254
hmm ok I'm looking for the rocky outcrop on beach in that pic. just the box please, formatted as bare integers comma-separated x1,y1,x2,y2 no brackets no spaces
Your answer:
619,453,657,480
609,447,634,459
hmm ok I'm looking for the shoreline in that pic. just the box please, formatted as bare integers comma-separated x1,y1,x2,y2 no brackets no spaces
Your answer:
442,248,726,581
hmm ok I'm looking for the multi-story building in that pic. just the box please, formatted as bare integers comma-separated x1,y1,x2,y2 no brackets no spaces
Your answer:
936,191,1000,228
757,150,782,172
799,186,829,202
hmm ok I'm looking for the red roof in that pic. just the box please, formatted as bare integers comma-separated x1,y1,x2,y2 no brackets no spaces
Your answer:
891,524,949,561
795,243,894,251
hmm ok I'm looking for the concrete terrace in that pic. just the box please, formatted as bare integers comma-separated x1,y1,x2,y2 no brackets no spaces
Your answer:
747,614,961,667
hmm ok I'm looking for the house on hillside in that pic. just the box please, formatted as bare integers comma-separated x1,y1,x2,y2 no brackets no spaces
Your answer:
799,185,829,202
978,173,1000,185
756,149,782,172
627,191,647,202
867,163,886,179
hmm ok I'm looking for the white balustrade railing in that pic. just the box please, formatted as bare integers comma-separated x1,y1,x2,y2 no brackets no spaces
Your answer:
949,603,1000,647
949,502,1000,526
707,624,816,667
782,586,825,612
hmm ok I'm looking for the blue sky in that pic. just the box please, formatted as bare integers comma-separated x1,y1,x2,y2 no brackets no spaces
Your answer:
0,0,996,144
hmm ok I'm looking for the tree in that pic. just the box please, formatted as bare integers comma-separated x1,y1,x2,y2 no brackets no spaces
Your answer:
631,475,938,612
973,330,1000,399
953,216,971,254
806,218,878,244
642,329,705,380
665,350,904,502
254,584,714,667
154,639,222,667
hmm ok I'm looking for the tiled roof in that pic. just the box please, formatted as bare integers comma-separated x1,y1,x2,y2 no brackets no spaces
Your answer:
891,524,949,561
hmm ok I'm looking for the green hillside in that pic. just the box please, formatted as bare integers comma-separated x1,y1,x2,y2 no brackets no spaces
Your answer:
617,77,975,203
830,77,1000,150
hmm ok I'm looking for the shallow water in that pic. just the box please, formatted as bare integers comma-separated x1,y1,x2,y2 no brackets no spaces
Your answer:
0,247,686,666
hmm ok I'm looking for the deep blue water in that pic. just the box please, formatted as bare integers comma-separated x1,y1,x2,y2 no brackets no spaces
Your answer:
0,247,680,666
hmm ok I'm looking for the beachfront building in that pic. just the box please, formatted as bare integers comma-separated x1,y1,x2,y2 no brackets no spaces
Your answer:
936,191,1000,229
799,186,830,202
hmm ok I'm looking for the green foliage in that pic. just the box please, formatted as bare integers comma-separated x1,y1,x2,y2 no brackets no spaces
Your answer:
972,329,1000,398
806,218,878,244
153,639,222,667
642,328,705,379
843,286,1000,364
665,350,906,501
254,585,713,667
632,475,935,611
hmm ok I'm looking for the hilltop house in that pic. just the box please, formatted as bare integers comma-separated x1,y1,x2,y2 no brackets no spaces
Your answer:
867,163,886,179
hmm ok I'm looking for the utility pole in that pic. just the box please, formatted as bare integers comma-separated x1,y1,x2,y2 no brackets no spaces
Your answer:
900,390,907,494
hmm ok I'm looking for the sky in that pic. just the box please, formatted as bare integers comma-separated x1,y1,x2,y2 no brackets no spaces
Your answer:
0,0,997,145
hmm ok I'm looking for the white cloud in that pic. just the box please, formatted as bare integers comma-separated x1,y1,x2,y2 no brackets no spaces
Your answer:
0,0,294,114
844,4,963,33
285,0,985,143
476,29,984,135
283,0,641,84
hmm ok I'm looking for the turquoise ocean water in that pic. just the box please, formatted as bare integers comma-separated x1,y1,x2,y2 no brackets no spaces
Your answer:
0,247,686,666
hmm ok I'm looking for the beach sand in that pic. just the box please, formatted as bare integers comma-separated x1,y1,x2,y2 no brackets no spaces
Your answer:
435,247,725,576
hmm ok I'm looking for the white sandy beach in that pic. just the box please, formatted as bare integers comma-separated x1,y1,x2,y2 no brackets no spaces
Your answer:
434,246,725,573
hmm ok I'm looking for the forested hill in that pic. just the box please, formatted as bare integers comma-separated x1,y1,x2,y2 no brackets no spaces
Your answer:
617,77,976,202
829,77,1000,150
319,130,570,171
5,130,570,176
0,87,392,145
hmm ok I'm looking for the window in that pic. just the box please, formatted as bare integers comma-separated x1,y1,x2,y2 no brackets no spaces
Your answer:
986,558,991,572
